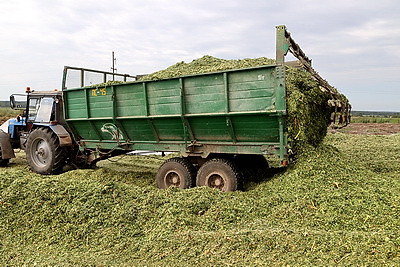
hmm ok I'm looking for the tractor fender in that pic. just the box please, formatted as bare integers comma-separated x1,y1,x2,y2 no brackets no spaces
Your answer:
0,129,15,159
48,125,73,146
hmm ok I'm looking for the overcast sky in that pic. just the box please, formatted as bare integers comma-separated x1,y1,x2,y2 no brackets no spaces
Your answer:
1,0,399,111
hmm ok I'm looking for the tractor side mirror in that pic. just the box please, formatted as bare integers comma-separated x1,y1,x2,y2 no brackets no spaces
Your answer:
9,94,27,110
10,95,16,109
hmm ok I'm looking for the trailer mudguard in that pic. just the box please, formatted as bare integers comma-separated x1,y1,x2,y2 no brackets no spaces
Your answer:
48,125,73,146
0,129,15,159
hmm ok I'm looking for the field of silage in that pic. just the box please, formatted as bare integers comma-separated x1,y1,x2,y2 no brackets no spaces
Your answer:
0,129,399,265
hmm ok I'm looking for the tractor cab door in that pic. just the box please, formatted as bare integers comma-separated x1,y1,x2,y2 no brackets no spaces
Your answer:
28,97,55,123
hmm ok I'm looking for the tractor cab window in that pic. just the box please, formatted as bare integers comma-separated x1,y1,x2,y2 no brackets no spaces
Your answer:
28,98,40,121
35,97,55,123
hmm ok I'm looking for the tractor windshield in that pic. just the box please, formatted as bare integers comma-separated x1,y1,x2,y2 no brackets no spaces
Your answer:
35,97,54,123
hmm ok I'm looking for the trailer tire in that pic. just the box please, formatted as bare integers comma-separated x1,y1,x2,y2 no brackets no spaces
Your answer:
156,157,196,189
196,158,240,192
26,127,66,174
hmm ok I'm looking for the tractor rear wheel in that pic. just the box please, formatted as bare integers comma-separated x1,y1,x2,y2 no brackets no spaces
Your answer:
156,157,196,189
26,127,66,174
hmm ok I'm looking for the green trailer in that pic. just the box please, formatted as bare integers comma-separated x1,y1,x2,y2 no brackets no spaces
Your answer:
64,63,288,191
2,25,349,191
63,63,288,159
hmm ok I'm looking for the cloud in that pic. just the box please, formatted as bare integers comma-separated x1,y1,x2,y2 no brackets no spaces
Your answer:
0,0,399,111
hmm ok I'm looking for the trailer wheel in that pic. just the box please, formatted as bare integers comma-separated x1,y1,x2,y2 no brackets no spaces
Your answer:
156,157,196,189
26,127,66,174
196,158,240,192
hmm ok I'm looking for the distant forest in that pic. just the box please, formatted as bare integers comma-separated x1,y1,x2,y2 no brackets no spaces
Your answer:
352,110,400,118
0,101,9,108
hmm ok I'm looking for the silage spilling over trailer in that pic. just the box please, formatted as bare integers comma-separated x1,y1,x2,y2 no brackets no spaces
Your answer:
138,55,350,150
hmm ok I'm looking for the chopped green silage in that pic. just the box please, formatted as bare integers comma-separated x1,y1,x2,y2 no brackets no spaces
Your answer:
1,133,399,265
87,80,125,88
139,55,276,80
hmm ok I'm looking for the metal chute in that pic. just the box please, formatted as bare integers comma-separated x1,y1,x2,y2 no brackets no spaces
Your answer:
276,25,351,127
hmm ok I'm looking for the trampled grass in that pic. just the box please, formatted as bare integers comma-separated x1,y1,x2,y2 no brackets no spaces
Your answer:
0,132,399,265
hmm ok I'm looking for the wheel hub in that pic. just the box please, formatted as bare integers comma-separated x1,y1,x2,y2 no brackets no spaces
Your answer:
165,171,180,187
207,173,225,189
31,139,51,167
37,147,46,157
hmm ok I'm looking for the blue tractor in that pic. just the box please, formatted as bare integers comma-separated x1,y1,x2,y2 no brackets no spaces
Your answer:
0,88,73,173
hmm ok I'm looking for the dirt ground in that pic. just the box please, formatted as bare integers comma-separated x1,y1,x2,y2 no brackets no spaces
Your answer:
330,123,400,135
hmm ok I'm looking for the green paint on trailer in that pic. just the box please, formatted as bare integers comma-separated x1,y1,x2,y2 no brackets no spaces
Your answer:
64,65,288,160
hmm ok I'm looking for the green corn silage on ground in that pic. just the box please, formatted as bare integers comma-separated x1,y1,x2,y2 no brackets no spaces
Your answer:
0,133,399,265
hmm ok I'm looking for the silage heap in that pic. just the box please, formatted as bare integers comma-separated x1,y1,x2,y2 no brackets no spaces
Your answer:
140,55,349,151
1,133,399,265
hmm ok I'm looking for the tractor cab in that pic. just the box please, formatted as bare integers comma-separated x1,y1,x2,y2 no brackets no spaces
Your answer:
5,89,64,151
10,88,64,126
2,88,72,173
